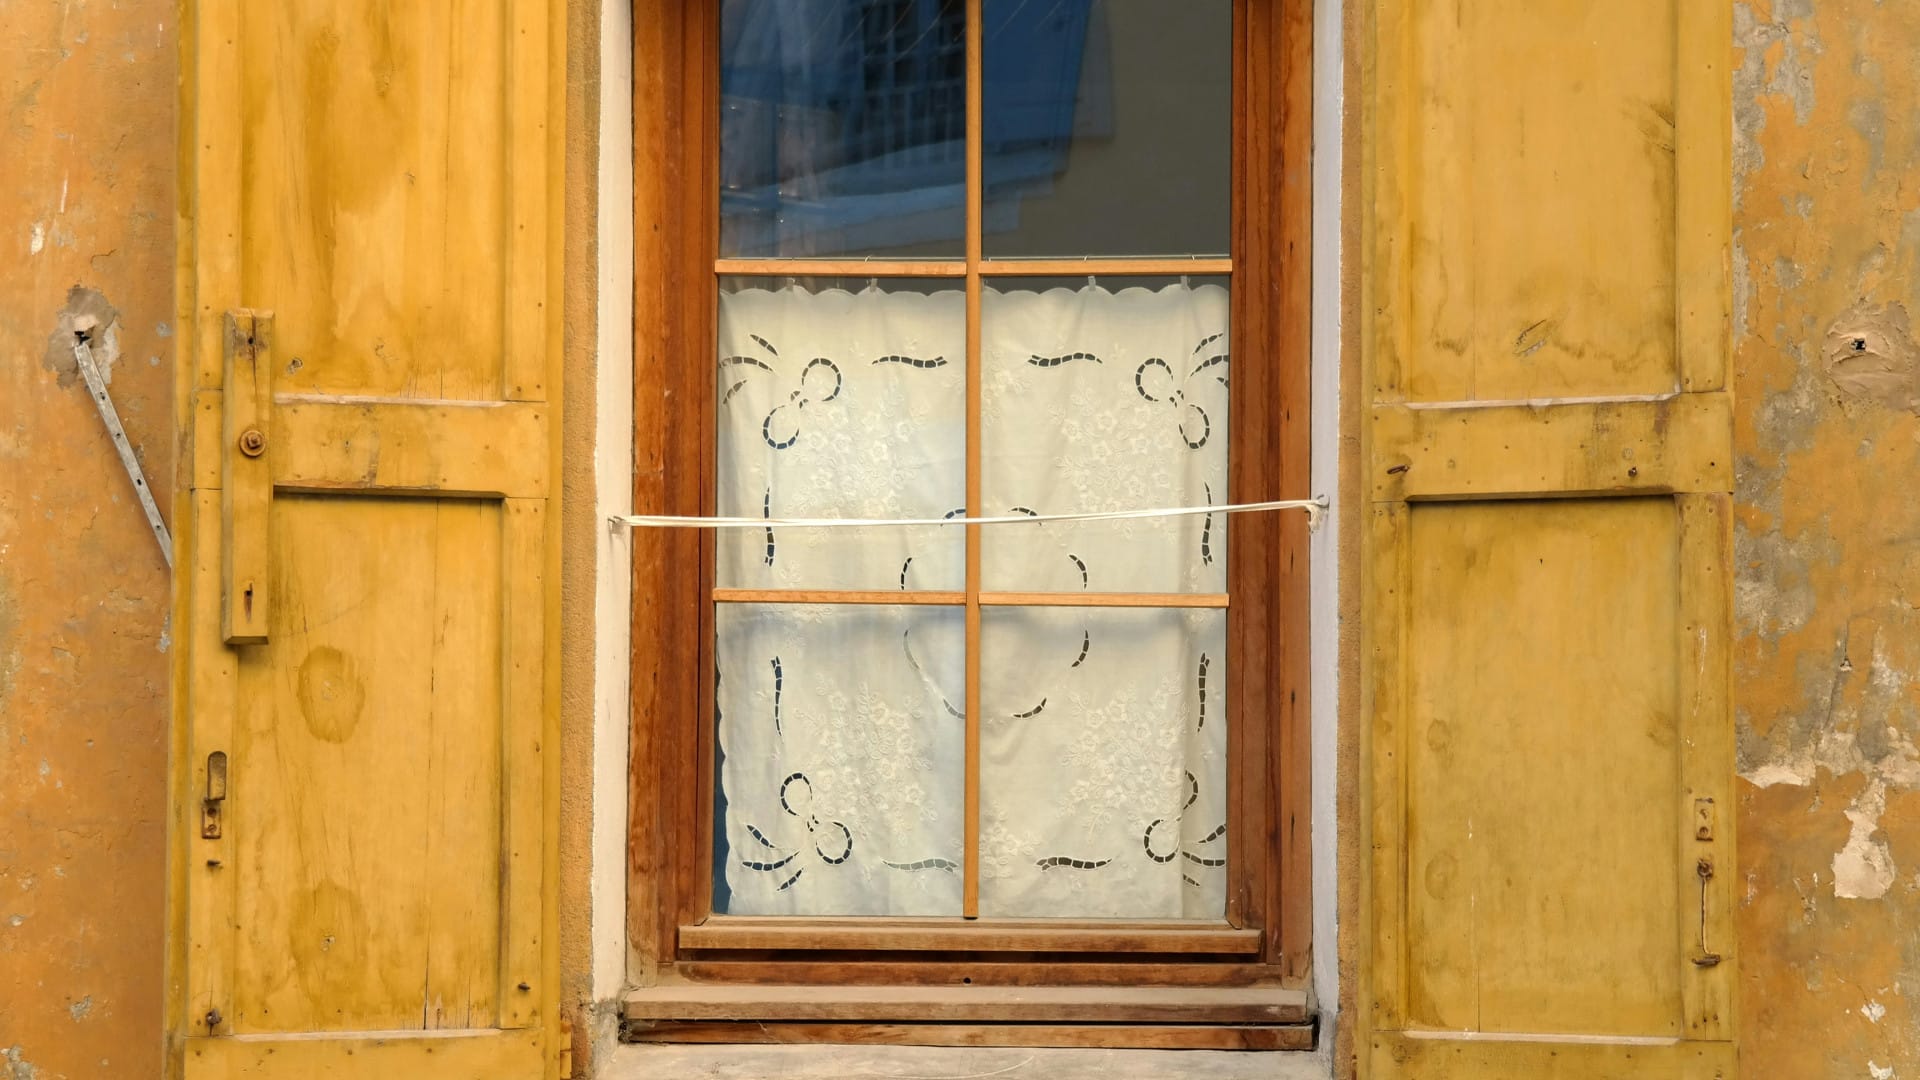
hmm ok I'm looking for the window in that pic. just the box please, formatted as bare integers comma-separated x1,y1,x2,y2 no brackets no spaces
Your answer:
631,0,1312,1041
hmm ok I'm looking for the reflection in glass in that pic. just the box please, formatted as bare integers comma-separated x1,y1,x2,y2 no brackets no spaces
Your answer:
983,0,1232,258
978,607,1227,918
717,278,967,591
721,0,968,258
981,277,1230,592
714,604,966,915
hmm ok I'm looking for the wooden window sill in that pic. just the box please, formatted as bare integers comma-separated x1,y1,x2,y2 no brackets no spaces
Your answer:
607,1044,1331,1078
677,918,1265,954
623,984,1310,1025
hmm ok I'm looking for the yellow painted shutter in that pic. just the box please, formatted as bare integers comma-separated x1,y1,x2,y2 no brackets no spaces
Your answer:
1361,2,1734,1077
167,2,562,1077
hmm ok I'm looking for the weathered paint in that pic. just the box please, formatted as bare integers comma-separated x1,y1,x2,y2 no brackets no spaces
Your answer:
28,0,1920,1077
1735,0,1920,1074
0,1,177,1077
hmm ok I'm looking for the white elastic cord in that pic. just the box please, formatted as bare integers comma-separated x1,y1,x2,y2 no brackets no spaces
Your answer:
611,497,1329,533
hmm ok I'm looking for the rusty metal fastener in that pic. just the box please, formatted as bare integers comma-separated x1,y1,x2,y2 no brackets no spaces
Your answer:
237,428,267,457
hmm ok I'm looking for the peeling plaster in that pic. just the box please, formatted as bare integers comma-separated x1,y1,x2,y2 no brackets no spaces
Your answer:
1735,5,1920,1070
1,1047,35,1080
1823,301,1920,411
0,581,17,719
1835,781,1896,900
39,285,118,388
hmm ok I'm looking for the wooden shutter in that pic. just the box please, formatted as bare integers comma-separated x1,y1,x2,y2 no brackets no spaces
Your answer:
165,2,562,1077
1360,2,1735,1076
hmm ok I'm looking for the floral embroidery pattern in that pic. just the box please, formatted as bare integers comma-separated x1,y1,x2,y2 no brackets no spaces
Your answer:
721,334,950,570
719,333,847,450
899,506,1096,721
736,658,861,892
717,285,1227,917
1134,332,1230,450
1143,770,1228,889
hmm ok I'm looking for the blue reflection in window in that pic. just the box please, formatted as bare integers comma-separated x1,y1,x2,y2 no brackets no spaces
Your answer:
721,0,972,257
720,0,1105,258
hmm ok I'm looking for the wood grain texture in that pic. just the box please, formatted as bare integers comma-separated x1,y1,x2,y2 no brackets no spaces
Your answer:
235,0,515,403
1270,0,1316,983
979,258,1235,277
1673,0,1732,395
272,400,550,498
504,0,552,402
1676,495,1734,1039
962,0,985,921
629,0,716,981
175,0,565,1073
685,0,726,962
708,591,1229,608
1370,393,1732,501
1403,499,1684,1036
627,1022,1314,1051
184,1030,543,1079
1361,504,1410,1032
712,589,966,606
981,592,1230,609
187,491,240,1038
1389,0,1682,403
1359,0,1738,1070
678,920,1262,954
230,497,505,1033
624,985,1308,1024
221,312,272,644
1224,0,1272,937
669,961,1287,987
716,259,966,278
1222,0,1314,975
1368,1033,1733,1079
500,499,547,1028
188,0,243,392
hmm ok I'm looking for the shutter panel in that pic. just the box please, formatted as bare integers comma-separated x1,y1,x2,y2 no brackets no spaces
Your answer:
167,2,561,1077
1361,2,1734,1076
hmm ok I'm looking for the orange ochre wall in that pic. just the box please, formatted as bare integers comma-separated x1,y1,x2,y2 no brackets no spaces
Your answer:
4,1,1920,1078
0,1,176,1078
1734,1,1920,1075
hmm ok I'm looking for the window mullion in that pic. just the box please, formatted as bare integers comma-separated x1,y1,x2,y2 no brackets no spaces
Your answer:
962,0,985,922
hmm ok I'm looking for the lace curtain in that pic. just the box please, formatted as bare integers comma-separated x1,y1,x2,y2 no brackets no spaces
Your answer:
714,281,1229,919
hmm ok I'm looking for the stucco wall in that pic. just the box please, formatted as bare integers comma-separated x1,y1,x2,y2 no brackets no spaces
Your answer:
0,2,176,1077
1734,1,1920,1075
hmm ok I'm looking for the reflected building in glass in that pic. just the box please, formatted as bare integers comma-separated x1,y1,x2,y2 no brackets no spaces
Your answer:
720,0,1230,260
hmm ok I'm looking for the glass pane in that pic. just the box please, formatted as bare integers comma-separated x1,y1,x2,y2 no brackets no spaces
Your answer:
718,278,966,591
980,277,1229,592
978,607,1227,918
714,604,966,916
721,0,968,258
982,0,1231,258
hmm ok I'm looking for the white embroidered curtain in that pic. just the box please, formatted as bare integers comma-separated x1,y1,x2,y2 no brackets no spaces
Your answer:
714,282,1229,918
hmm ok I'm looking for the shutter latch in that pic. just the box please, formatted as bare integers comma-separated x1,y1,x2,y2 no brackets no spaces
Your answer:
202,751,229,840
1691,856,1722,967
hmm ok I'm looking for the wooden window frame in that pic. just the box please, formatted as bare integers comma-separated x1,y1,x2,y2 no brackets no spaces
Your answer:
629,0,1313,1006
